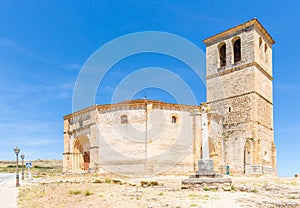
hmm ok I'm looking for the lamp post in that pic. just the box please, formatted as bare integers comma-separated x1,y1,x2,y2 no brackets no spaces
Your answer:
21,154,25,180
14,147,20,187
144,96,148,173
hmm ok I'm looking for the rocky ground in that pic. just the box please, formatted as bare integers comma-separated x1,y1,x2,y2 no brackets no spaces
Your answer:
17,174,300,208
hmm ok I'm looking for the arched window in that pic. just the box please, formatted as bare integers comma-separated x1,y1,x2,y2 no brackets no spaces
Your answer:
264,44,268,63
264,43,268,53
121,115,128,124
259,37,262,47
171,116,177,124
233,38,241,63
219,43,226,67
79,118,83,127
259,37,263,59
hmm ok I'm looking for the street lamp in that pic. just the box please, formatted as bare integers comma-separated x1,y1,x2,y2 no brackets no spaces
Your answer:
14,146,20,187
21,154,25,180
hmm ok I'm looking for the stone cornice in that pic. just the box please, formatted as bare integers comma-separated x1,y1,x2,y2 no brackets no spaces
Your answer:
203,18,275,46
64,105,96,120
64,100,201,119
90,146,99,149
96,100,200,113
206,61,273,81
223,120,273,131
207,91,273,106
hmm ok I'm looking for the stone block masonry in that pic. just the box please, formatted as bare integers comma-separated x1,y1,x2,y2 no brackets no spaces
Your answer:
63,18,277,176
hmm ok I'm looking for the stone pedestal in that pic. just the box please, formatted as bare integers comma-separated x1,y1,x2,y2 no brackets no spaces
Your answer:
182,177,232,191
196,159,215,177
182,159,232,191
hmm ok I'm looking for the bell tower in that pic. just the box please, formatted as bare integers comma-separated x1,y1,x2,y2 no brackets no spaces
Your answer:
203,19,277,175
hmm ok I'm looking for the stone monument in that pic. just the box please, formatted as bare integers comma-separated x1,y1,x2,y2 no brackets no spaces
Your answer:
195,106,216,177
182,106,232,190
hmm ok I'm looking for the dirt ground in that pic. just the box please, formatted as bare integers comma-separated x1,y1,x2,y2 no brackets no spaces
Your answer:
17,174,300,208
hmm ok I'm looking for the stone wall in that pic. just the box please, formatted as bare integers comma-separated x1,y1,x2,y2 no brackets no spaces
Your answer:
97,104,200,176
204,19,277,176
64,101,202,176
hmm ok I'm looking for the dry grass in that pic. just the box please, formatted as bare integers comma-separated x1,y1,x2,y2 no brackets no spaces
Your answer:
17,175,300,208
12,160,300,208
0,160,62,177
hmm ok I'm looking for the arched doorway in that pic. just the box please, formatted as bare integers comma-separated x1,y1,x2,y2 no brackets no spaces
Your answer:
200,139,221,173
244,139,252,174
209,140,221,173
73,136,90,171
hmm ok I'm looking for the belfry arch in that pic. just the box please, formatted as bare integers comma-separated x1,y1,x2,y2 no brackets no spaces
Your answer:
200,139,222,172
244,139,253,174
73,135,90,171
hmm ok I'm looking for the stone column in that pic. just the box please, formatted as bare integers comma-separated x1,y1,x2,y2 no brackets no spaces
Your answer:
63,119,71,172
196,105,215,177
201,108,209,160
89,124,100,172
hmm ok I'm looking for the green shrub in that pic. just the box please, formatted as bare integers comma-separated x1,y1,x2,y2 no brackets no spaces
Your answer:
231,185,236,191
105,178,112,183
84,190,93,196
203,187,210,191
69,190,81,195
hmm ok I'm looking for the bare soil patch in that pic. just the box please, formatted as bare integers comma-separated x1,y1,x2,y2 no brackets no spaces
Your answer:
17,174,300,208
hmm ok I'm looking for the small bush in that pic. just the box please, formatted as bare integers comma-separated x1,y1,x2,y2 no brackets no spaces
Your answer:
188,194,198,197
69,190,81,195
231,185,236,191
84,190,93,196
203,187,217,192
105,178,112,183
33,165,54,169
93,179,103,184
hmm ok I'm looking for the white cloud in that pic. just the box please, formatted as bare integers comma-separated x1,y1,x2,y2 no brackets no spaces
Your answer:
58,91,71,99
0,121,58,133
22,138,56,147
60,63,82,70
0,37,48,62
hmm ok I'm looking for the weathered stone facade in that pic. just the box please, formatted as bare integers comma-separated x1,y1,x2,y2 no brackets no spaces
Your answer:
63,100,203,176
63,18,277,176
204,18,276,175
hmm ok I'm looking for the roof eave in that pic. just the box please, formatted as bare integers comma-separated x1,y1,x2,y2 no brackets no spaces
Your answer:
203,18,275,45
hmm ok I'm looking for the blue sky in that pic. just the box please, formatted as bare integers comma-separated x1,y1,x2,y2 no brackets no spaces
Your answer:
0,1,299,177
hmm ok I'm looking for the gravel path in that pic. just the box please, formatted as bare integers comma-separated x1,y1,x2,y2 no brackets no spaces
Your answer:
0,173,19,208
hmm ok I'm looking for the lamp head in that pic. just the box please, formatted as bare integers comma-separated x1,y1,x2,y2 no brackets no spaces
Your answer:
14,147,20,155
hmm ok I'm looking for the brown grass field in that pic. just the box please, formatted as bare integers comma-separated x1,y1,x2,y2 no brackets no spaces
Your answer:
1,160,299,208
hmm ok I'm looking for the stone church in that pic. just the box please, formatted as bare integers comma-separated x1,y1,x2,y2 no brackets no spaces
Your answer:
63,19,277,176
